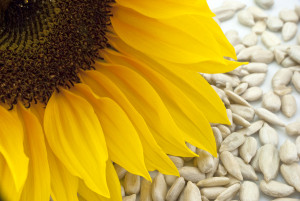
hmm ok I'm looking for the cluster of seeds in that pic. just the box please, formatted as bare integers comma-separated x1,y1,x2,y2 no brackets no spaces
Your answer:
0,0,113,109
116,0,300,200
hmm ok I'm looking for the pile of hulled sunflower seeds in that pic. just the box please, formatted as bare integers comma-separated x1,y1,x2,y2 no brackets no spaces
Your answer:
118,0,300,200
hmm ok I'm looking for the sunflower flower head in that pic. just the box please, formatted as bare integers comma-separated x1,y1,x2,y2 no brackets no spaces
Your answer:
0,0,242,200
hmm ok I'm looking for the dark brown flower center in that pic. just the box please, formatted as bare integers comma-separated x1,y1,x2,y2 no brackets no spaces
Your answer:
0,0,113,109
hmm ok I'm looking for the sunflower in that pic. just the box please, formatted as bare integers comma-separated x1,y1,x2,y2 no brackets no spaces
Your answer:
0,0,241,200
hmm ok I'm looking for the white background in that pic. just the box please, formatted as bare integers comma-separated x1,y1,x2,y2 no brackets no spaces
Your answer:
206,0,300,200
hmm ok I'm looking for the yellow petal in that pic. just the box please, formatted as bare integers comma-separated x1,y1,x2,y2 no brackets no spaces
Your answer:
30,102,46,124
108,33,242,73
0,106,28,193
78,160,122,201
77,77,179,176
108,32,244,74
17,105,51,201
110,5,225,64
151,61,231,125
44,89,109,197
161,59,245,74
79,70,195,158
101,50,217,156
115,0,214,18
159,15,237,60
107,36,230,125
0,154,20,201
70,84,150,180
47,144,78,201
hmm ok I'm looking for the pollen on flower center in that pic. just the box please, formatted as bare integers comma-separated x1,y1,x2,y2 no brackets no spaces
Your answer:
0,0,113,109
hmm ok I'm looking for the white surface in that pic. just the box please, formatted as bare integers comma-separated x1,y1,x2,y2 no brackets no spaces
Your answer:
207,0,300,200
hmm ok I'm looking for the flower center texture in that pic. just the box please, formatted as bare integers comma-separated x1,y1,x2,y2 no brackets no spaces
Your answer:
0,0,113,109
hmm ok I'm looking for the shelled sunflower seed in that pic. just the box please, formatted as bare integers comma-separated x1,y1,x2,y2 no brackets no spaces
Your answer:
251,49,274,63
282,22,298,41
140,179,152,201
215,163,227,177
279,140,299,164
262,91,281,112
241,72,266,86
260,180,295,197
288,46,300,64
272,68,293,90
248,6,268,21
238,10,255,27
115,163,127,179
255,108,286,126
286,119,300,136
165,177,185,201
212,6,236,22
274,48,287,64
259,144,280,182
178,166,205,183
241,86,263,102
200,187,226,199
239,136,257,163
220,151,243,180
282,57,298,67
222,0,246,11
255,0,274,9
262,31,281,48
242,32,258,47
267,17,284,32
279,9,299,23
236,120,264,136
252,20,267,34
234,44,246,55
215,183,241,201
235,156,258,180
280,163,300,192
240,181,259,201
259,122,279,146
118,0,300,200
151,173,167,201
124,173,141,195
123,194,137,201
196,149,215,173
206,155,220,178
219,132,246,152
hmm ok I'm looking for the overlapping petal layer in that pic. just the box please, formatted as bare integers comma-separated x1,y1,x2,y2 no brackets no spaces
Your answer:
70,84,151,180
44,89,109,197
47,145,79,201
0,154,20,201
111,5,225,64
78,160,122,201
17,105,51,201
79,70,196,157
101,50,217,156
107,35,231,125
116,0,214,18
0,107,28,197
